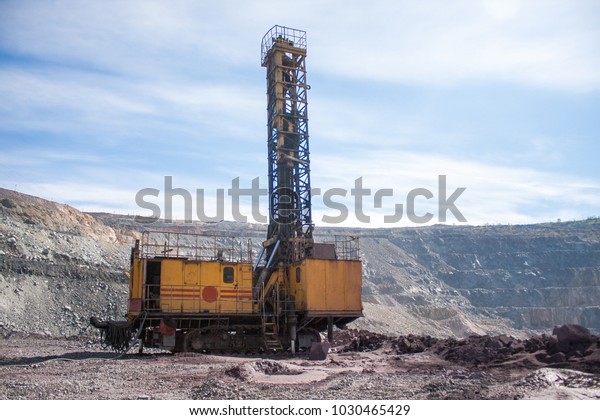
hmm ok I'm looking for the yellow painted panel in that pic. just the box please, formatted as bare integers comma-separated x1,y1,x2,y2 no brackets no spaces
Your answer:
290,263,306,311
159,259,183,312
161,259,184,286
127,258,144,320
345,261,363,310
305,260,324,311
154,260,254,314
184,263,199,285
239,264,254,313
129,259,143,300
302,259,362,315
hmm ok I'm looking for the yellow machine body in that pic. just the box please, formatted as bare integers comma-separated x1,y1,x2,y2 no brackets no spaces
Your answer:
291,258,363,316
129,253,362,318
129,259,362,318
129,259,254,315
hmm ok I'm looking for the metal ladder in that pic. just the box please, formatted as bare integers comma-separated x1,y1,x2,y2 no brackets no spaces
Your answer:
262,314,283,351
260,281,283,352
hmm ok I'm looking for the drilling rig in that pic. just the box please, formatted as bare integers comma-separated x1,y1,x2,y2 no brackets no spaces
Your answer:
90,25,363,354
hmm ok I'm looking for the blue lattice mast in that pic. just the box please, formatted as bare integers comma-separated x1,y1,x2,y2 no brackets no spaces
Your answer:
261,25,313,264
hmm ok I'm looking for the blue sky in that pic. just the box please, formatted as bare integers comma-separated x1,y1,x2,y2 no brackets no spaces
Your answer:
0,0,599,227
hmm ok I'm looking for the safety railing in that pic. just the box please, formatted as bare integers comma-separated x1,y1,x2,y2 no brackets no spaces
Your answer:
140,231,253,263
261,25,307,65
333,235,361,260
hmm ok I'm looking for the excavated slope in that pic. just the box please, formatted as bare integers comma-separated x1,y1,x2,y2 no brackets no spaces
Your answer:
1,188,599,338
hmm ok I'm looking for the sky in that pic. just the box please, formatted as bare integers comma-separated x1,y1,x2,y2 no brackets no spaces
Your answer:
0,0,599,227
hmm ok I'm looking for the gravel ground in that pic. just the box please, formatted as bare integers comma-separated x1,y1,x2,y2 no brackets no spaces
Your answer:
1,335,599,400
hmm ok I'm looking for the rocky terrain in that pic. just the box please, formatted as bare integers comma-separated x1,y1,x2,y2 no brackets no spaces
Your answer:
1,187,599,339
2,187,600,400
356,222,600,337
0,324,598,400
0,189,133,338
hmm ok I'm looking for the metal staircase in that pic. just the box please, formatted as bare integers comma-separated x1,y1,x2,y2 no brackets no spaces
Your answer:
259,280,283,352
261,314,283,351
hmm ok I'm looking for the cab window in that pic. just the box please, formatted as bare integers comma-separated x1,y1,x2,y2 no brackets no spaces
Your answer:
223,267,234,283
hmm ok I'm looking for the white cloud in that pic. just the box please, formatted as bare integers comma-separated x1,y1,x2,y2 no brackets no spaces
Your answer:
0,69,157,138
0,0,598,227
309,149,600,227
483,0,522,20
2,1,598,90
304,0,600,91
0,66,265,145
3,145,598,227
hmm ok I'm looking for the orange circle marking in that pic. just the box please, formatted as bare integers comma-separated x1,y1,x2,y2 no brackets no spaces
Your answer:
202,286,218,302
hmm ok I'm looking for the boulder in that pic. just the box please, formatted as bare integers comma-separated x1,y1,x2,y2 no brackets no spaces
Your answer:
552,324,592,345
509,341,525,354
545,352,567,363
496,334,512,347
309,342,330,360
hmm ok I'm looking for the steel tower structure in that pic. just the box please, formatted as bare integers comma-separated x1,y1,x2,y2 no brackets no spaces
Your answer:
89,26,363,355
261,25,313,264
